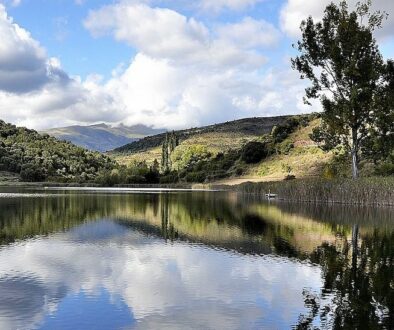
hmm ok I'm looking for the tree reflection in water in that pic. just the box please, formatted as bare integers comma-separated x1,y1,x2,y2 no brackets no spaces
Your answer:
296,226,393,329
0,188,392,329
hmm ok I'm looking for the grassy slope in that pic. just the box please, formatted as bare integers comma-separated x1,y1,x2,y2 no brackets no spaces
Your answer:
241,119,333,182
112,116,291,152
112,116,334,182
112,116,292,164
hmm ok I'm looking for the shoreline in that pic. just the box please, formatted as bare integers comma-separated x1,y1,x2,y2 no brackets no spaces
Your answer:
0,177,393,207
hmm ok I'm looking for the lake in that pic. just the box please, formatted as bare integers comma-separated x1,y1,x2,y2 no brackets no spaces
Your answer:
0,187,393,329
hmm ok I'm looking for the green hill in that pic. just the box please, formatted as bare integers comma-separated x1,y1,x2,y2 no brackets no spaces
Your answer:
113,116,291,154
111,114,334,183
0,120,115,182
43,123,165,152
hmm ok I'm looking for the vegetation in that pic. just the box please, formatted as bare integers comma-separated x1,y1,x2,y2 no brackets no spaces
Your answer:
293,0,394,178
113,114,325,183
241,141,269,164
111,116,291,155
161,131,179,172
234,177,394,206
0,120,115,182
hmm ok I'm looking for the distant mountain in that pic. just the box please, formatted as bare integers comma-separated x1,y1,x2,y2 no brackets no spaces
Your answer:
42,123,166,152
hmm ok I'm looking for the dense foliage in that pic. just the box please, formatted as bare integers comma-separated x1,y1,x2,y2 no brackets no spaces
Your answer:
241,142,269,164
0,120,115,182
293,0,394,178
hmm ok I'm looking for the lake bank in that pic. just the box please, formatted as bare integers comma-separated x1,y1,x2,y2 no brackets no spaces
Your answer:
1,176,393,206
230,177,394,206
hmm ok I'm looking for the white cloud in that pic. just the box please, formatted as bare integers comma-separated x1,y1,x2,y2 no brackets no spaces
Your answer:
199,0,264,12
0,5,69,93
85,4,209,62
217,17,281,49
11,0,21,6
280,0,394,39
0,220,324,329
84,3,275,68
0,2,316,131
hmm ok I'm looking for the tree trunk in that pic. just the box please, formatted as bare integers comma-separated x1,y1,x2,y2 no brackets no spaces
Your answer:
351,128,359,179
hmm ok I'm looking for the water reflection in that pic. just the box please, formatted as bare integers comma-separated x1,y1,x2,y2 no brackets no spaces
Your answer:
0,188,393,329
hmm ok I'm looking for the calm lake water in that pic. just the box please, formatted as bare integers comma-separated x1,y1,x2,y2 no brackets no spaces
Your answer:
0,187,393,330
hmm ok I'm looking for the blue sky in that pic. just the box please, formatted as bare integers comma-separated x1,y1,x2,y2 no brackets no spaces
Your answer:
6,0,288,79
0,0,393,129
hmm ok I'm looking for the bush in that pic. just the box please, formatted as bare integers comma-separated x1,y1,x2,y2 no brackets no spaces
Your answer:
375,161,394,176
185,171,206,183
171,144,211,170
278,140,294,155
271,117,300,143
160,172,179,184
20,164,46,182
241,141,268,164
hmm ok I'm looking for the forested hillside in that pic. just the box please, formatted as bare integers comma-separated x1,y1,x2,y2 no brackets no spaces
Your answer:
0,120,115,182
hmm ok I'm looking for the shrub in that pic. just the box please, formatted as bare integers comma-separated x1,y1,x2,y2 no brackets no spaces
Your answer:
375,161,394,176
278,140,294,155
160,172,179,184
20,164,46,182
185,171,206,183
241,141,268,164
171,144,211,170
271,117,300,143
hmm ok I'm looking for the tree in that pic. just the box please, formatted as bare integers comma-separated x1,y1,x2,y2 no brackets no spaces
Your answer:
292,0,389,178
362,59,394,163
161,131,179,173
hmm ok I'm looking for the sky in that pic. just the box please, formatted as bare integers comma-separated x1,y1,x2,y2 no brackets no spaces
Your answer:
0,0,393,130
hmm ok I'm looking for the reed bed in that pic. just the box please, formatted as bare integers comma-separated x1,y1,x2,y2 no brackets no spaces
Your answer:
232,177,394,206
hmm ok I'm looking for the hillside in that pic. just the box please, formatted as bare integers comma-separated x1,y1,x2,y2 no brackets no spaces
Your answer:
43,123,165,152
113,116,291,155
111,114,336,183
0,120,115,182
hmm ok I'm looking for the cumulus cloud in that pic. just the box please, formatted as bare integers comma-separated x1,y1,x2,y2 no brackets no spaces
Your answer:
217,17,281,49
199,0,264,12
0,2,317,130
84,3,274,68
0,5,70,93
280,0,394,39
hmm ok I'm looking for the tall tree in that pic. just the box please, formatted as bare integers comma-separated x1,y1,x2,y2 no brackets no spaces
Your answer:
161,131,179,173
362,59,394,163
292,0,389,178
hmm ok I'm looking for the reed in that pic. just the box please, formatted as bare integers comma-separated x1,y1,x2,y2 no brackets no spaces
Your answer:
232,177,394,206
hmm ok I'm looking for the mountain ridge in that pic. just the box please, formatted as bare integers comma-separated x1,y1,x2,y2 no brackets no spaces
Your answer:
112,115,293,154
42,123,166,152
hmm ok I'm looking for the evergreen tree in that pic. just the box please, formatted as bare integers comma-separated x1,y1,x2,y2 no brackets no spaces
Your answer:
161,131,179,173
